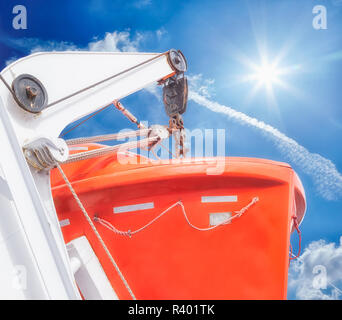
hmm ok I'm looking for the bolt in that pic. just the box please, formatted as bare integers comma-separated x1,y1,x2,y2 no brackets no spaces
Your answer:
25,86,38,100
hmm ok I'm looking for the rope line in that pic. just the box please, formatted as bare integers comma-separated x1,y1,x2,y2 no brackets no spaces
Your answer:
94,197,259,237
289,216,302,261
66,128,151,145
63,136,159,164
56,163,136,300
0,74,15,95
60,104,112,138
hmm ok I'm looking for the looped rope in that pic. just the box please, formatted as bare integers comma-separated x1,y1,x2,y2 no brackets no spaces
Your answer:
94,197,259,237
57,163,136,300
289,215,302,261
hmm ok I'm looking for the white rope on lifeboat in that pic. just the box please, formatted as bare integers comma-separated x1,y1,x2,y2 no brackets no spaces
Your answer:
56,163,136,300
94,197,259,237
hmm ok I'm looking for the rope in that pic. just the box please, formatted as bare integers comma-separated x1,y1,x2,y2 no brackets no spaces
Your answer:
112,101,175,159
289,198,302,262
94,197,259,237
60,104,112,138
159,141,177,159
66,128,151,145
150,148,161,161
56,163,136,300
63,136,159,164
0,74,15,95
289,215,302,261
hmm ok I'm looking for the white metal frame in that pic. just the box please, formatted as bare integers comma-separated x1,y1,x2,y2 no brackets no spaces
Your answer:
0,51,177,299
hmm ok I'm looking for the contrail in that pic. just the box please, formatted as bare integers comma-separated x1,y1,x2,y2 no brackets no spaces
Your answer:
5,31,342,200
189,90,342,201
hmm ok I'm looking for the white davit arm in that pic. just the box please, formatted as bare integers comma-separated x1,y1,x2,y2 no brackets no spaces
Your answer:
0,50,185,143
0,50,186,299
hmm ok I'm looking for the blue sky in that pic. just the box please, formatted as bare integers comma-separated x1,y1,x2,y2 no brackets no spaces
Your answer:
1,0,342,299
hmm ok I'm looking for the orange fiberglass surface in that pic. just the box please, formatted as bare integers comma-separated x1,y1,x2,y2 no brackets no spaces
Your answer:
51,143,306,300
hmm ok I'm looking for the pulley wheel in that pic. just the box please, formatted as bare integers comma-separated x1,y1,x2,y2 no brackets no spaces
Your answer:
12,74,48,113
168,49,187,73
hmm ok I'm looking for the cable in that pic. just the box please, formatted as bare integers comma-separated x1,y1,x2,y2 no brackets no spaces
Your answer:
95,197,259,237
0,74,15,95
60,104,112,137
289,216,302,261
56,163,136,300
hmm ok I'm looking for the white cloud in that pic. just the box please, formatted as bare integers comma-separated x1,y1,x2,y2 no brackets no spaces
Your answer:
88,31,144,52
288,237,342,300
5,56,18,66
5,37,78,53
156,28,167,41
188,90,342,201
4,30,145,57
132,0,152,9
5,30,342,201
4,38,78,65
188,74,215,98
144,83,162,100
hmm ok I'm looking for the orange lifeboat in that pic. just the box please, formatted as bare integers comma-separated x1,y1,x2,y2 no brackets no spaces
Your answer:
51,143,306,300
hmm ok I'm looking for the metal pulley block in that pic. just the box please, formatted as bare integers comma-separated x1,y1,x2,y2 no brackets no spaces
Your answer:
12,74,48,113
23,137,69,171
163,73,188,117
162,69,188,158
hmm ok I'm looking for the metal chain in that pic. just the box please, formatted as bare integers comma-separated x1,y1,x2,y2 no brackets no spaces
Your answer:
56,163,136,300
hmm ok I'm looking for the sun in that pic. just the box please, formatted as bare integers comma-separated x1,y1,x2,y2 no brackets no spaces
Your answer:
253,63,280,86
247,59,283,90
240,57,295,106
235,50,301,106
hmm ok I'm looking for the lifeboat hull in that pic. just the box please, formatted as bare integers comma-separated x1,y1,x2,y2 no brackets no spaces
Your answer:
51,144,306,300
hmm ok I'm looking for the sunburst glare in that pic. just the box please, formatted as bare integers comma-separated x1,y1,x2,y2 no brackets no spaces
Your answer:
253,62,280,86
239,55,301,106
